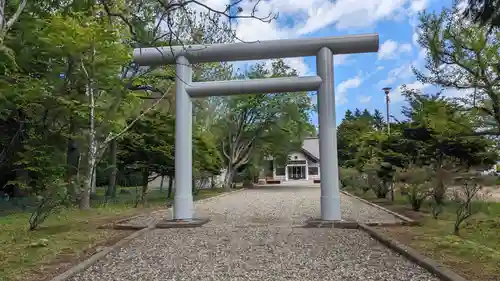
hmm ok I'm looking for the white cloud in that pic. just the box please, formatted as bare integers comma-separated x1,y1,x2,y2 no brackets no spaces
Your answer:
412,32,420,46
377,66,385,71
410,0,429,13
377,64,414,88
296,0,410,34
234,0,420,40
283,58,311,76
399,43,413,53
335,54,350,65
391,81,431,103
187,0,427,82
378,40,413,60
378,40,398,59
359,95,372,103
442,88,475,98
336,75,362,105
231,57,311,76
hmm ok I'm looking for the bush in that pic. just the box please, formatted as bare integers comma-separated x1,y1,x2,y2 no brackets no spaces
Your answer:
339,168,359,186
430,167,453,218
28,181,69,230
451,173,496,235
396,167,432,211
363,161,394,199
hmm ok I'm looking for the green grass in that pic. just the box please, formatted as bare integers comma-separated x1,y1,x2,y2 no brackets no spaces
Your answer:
0,188,226,281
346,187,500,281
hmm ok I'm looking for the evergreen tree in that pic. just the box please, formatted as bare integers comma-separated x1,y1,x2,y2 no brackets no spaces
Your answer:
373,109,385,131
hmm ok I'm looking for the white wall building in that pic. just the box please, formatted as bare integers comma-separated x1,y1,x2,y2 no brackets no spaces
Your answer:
261,137,321,182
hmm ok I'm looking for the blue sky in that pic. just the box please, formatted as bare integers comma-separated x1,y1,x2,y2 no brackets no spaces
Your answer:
207,0,470,126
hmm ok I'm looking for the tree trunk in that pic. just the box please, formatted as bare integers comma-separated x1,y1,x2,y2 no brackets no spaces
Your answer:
79,82,96,210
140,166,149,206
167,175,174,199
224,167,235,192
66,120,80,201
159,175,164,192
210,175,215,189
91,167,97,195
192,178,199,196
453,222,460,236
106,139,117,198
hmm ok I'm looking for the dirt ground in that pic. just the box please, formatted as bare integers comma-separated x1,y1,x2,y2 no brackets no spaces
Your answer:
482,186,500,202
447,185,500,202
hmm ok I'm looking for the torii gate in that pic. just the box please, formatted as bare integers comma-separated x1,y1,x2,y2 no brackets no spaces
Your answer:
133,34,379,226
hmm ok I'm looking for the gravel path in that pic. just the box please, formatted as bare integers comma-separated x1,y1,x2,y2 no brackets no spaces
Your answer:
124,186,402,227
69,185,438,281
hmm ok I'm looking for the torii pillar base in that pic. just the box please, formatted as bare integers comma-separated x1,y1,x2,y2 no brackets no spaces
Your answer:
156,218,210,229
304,218,358,229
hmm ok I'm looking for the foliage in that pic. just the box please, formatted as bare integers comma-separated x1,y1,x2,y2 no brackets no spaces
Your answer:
215,59,315,190
340,167,371,194
396,167,433,211
28,181,69,230
451,173,496,235
430,166,454,218
463,0,500,28
416,5,500,136
361,159,389,199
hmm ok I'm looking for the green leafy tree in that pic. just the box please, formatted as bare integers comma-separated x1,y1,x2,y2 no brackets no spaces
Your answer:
464,0,500,28
215,59,314,190
118,110,175,206
416,5,500,135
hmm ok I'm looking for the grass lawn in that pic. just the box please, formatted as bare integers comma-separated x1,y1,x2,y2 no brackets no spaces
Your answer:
0,187,227,281
345,188,500,281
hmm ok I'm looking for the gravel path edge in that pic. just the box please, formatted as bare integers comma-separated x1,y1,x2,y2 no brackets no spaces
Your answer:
359,224,469,281
340,190,419,225
101,188,247,229
49,227,153,281
51,189,246,281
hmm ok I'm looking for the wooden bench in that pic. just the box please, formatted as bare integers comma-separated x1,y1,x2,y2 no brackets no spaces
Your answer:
266,179,282,184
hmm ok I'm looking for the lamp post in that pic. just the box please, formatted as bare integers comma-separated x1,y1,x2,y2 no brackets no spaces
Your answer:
382,87,394,201
382,87,391,135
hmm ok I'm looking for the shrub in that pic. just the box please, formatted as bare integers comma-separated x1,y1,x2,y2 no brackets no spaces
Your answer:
340,168,372,194
363,161,394,199
430,167,453,219
396,167,432,211
28,181,69,231
451,173,496,235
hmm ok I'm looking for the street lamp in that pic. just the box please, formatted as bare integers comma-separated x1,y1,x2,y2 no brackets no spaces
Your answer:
382,87,391,135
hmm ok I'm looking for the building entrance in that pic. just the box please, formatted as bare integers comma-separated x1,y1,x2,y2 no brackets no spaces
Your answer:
288,166,306,180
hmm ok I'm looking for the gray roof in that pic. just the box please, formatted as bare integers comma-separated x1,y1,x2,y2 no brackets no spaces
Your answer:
301,137,320,161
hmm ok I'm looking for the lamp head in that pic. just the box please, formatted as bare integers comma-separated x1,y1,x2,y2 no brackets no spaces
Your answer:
382,87,392,94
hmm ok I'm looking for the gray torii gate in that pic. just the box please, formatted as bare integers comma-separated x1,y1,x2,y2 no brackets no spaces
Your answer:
133,34,379,225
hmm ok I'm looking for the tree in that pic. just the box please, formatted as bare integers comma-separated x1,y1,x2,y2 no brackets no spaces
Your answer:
337,109,380,168
0,0,280,218
0,0,27,68
464,0,500,28
344,109,354,121
216,59,314,190
451,172,496,235
118,110,175,206
415,6,500,136
373,109,385,131
354,108,362,117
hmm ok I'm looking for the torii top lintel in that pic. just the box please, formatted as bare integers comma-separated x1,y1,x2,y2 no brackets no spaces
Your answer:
133,33,379,66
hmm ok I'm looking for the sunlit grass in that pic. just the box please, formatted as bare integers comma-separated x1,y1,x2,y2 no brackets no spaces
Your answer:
348,187,500,281
0,187,225,281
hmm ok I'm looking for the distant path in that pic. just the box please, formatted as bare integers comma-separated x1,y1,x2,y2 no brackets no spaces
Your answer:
69,185,438,281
